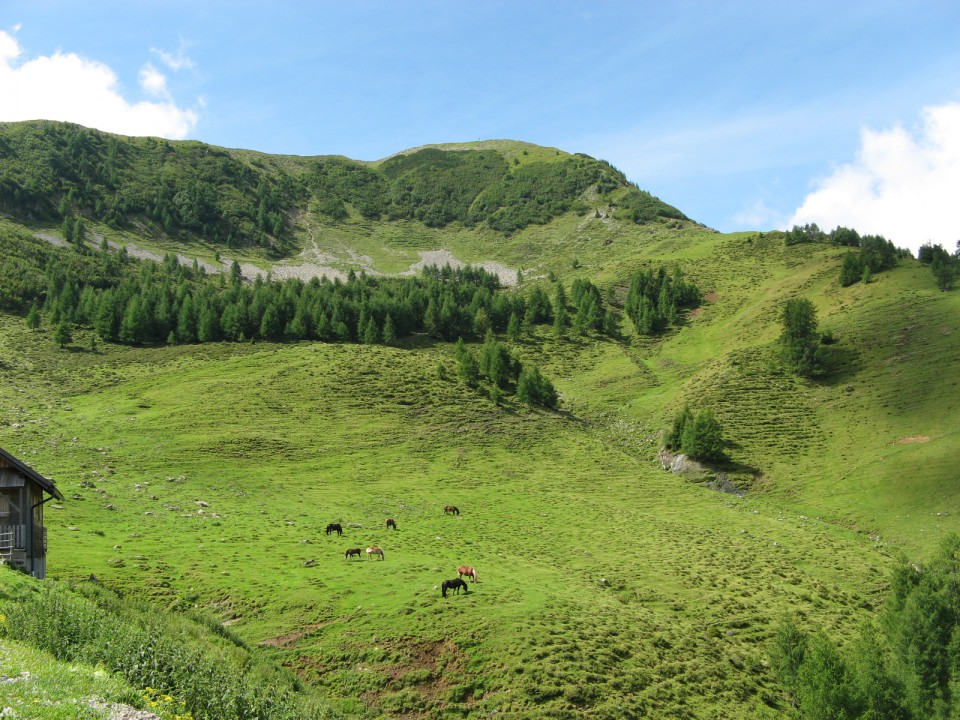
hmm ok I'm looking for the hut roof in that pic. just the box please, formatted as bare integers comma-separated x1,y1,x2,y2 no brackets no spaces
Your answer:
0,446,64,500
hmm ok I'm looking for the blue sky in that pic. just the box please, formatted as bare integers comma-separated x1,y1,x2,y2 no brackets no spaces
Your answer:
2,1,958,253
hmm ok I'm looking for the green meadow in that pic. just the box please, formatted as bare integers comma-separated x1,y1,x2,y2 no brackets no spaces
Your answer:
2,218,958,718
1,124,959,718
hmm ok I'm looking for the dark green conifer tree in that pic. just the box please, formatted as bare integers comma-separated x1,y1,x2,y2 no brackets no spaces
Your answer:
25,304,41,329
53,320,72,348
780,298,821,377
506,312,521,342
382,313,397,344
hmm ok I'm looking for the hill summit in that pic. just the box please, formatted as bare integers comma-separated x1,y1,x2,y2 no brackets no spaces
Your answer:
0,121,686,258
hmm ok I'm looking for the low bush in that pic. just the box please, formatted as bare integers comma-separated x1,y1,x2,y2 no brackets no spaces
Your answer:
1,572,333,720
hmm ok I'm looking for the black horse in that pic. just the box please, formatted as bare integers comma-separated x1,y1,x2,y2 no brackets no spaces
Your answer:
326,523,343,536
442,578,468,597
344,548,362,560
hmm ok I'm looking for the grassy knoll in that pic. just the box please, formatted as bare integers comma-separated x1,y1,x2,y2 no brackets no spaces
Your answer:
1,224,958,717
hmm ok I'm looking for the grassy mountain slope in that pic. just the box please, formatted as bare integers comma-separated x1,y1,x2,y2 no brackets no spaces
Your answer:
1,122,958,717
1,197,957,718
0,121,685,271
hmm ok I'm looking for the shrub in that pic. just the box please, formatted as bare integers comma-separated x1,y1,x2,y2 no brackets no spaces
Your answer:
1,578,327,720
666,406,724,461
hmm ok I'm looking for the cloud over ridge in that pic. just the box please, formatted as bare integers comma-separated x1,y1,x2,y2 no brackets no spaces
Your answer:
0,30,198,139
790,101,960,256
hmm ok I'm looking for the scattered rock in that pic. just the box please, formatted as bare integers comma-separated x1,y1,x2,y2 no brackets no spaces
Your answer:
88,700,160,720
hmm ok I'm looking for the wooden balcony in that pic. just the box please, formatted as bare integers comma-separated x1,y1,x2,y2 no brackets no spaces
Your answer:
0,524,27,571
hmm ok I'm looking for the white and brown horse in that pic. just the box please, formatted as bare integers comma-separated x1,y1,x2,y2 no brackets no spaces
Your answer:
457,565,478,582
366,546,385,561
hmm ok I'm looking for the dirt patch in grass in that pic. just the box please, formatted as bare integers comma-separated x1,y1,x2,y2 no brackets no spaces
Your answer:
386,638,464,678
364,638,473,717
259,622,330,648
894,436,931,445
704,291,719,303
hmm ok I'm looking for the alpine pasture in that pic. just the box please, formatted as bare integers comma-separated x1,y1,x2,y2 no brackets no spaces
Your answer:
0,127,959,719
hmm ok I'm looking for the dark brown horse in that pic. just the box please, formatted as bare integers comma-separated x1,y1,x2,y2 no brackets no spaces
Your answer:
326,523,343,536
366,546,385,561
457,565,478,582
443,505,460,516
386,518,397,530
442,578,468,597
344,548,362,560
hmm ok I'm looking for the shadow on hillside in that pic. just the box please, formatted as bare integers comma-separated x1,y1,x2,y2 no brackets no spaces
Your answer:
817,345,862,386
715,444,760,479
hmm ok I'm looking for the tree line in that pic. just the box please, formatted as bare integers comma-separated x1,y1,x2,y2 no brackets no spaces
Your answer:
20,237,660,409
918,242,959,291
33,240,702,350
40,255,509,347
785,223,958,291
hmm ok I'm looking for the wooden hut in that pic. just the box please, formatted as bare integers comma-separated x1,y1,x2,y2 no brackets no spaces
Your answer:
0,446,63,579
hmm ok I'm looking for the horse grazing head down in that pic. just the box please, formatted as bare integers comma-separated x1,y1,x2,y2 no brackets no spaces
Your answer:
366,546,384,560
386,518,397,530
326,523,343,536
457,565,478,582
444,505,460,516
441,578,468,597
345,548,362,560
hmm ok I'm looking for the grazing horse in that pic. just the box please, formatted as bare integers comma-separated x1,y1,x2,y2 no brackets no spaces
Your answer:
441,578,468,597
326,523,343,536
443,505,460,516
344,548,362,560
366,546,385,561
457,565,478,583
386,518,397,530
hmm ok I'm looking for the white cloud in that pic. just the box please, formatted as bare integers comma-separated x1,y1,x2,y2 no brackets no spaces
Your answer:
152,38,195,72
790,101,960,256
138,63,169,99
733,200,789,230
0,30,198,139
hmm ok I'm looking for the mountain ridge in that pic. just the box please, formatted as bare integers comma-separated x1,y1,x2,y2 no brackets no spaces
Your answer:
0,120,689,264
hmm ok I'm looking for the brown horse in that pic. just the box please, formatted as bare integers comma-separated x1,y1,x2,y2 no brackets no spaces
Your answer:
442,578,468,597
366,546,385,561
444,505,460,516
344,548,362,560
457,565,478,582
386,518,397,530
